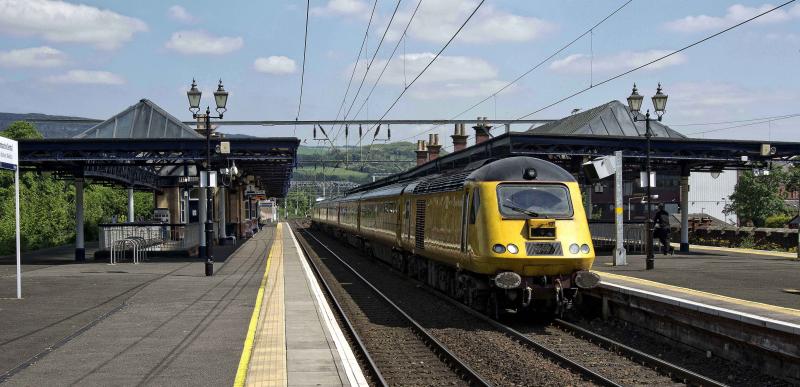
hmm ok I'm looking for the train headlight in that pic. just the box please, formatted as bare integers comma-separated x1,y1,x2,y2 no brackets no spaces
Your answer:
506,244,519,254
492,244,506,254
569,243,580,254
494,271,522,289
581,244,590,254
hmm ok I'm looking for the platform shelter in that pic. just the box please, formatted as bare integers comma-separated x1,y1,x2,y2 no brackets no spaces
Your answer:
17,99,299,261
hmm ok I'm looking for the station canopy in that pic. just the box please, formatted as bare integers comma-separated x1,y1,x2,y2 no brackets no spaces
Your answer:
353,100,800,194
18,99,299,197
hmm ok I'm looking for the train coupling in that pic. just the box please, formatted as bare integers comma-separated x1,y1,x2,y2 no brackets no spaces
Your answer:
573,270,601,289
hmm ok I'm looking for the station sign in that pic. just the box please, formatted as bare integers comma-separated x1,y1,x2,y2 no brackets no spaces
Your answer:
0,136,18,171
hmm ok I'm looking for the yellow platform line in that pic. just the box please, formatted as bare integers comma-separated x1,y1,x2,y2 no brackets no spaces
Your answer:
670,242,798,259
234,224,284,387
598,271,800,316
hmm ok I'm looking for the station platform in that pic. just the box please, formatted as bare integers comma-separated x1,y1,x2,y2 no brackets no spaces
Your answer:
592,246,800,329
234,223,366,387
0,223,365,386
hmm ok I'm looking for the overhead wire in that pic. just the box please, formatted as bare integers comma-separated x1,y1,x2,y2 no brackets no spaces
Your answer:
506,0,797,126
393,0,634,144
331,0,405,142
326,0,380,148
329,0,424,147
357,0,486,144
296,0,311,121
670,113,800,127
684,113,800,135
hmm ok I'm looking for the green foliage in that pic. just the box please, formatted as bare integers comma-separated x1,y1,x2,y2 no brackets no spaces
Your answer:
281,188,315,219
765,214,791,228
1,121,44,140
724,169,786,227
294,142,419,183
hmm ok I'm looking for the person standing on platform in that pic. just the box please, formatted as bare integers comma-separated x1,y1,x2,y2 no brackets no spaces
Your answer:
653,203,673,255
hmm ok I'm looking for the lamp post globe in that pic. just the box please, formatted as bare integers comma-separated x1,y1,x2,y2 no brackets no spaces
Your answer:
187,79,202,116
652,83,668,121
627,83,644,116
213,79,228,117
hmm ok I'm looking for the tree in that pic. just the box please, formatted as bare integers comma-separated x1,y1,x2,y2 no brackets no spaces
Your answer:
1,121,43,140
724,169,786,227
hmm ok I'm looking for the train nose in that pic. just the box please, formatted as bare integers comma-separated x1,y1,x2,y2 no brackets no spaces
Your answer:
574,270,601,289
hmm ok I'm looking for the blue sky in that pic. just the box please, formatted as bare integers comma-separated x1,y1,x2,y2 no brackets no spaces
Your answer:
0,0,799,145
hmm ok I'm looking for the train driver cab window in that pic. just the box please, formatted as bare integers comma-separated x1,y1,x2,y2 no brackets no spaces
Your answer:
469,190,480,224
497,184,573,218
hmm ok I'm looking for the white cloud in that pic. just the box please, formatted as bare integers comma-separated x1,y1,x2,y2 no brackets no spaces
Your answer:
43,70,125,85
410,80,515,100
168,5,197,23
0,0,147,50
665,3,800,33
165,30,243,55
254,56,297,75
311,0,370,19
387,0,554,44
0,46,66,68
354,52,497,85
667,81,796,121
349,52,516,100
549,50,687,74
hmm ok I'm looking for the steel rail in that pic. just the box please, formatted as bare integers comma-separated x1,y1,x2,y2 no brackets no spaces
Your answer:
290,225,388,387
295,225,493,387
415,285,623,387
553,318,728,387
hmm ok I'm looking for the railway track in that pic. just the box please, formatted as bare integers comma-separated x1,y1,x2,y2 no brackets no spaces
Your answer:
292,223,488,386
293,222,738,386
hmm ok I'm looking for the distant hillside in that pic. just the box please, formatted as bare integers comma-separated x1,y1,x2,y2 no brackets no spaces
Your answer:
0,112,96,138
294,142,444,184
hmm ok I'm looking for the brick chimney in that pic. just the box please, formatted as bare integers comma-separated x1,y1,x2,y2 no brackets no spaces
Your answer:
415,140,428,166
427,133,442,160
451,123,468,152
473,116,492,144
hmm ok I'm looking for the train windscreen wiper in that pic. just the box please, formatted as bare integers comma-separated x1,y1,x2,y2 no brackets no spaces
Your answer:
502,200,540,217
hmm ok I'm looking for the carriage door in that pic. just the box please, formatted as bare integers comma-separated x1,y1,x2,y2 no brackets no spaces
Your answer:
460,190,469,252
404,199,411,242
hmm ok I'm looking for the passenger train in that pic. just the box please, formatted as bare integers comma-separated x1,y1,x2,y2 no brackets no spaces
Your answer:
311,156,600,316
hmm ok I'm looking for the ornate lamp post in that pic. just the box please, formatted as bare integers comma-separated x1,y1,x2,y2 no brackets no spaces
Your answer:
187,79,229,276
627,83,668,270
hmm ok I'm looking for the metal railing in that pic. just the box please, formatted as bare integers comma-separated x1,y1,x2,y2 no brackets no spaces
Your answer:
589,221,649,254
100,223,200,263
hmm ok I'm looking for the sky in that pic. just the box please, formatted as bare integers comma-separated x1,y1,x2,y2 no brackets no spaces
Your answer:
0,0,799,146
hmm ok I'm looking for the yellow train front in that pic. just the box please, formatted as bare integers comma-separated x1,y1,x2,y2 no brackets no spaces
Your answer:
312,156,599,316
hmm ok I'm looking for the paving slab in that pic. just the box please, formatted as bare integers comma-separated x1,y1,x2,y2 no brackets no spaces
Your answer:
0,228,273,386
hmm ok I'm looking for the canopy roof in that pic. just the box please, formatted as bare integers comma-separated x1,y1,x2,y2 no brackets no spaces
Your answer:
527,101,686,138
18,99,298,197
75,99,202,139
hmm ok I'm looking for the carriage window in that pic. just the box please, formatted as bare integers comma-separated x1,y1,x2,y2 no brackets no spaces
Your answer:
497,184,572,218
469,190,480,224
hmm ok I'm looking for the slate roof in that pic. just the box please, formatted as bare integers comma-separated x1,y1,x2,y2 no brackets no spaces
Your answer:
527,100,686,138
75,99,202,139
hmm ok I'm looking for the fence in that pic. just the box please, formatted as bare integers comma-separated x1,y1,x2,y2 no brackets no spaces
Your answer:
589,221,650,254
99,223,200,260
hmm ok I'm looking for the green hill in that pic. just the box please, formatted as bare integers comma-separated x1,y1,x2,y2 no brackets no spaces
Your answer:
295,142,424,183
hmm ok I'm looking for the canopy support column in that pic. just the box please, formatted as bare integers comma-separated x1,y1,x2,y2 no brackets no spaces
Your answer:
127,187,134,222
680,164,690,252
614,151,626,265
219,187,227,242
75,178,85,262
199,187,207,257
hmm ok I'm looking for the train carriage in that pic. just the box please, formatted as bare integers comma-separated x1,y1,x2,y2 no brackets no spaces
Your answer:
312,156,599,316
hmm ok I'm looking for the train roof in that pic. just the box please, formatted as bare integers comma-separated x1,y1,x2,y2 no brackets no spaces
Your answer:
316,156,574,205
